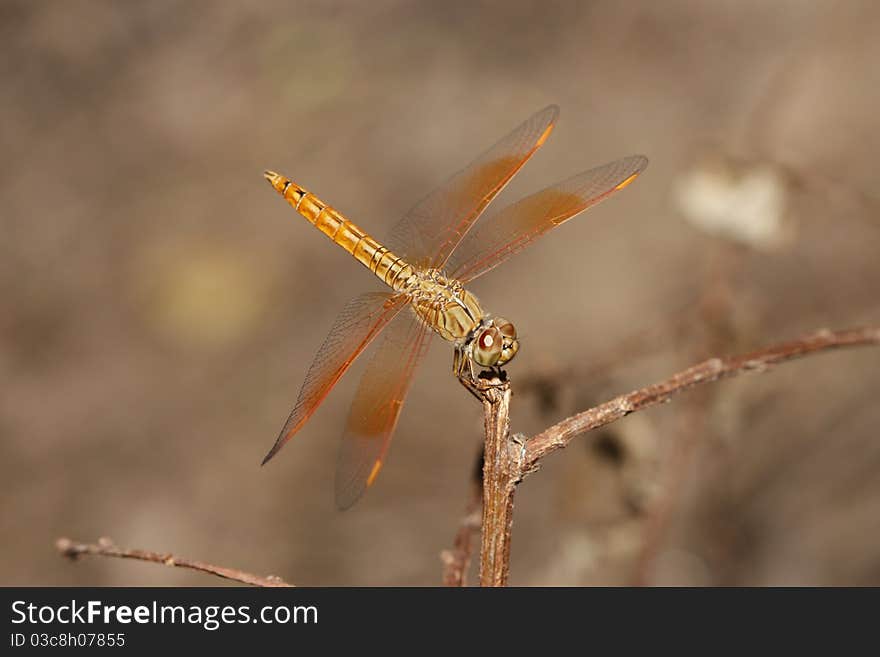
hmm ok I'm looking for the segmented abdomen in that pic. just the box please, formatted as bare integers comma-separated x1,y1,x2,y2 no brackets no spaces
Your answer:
265,171,414,290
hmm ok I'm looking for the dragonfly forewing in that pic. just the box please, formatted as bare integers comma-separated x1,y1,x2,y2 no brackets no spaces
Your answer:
447,155,648,283
387,105,559,269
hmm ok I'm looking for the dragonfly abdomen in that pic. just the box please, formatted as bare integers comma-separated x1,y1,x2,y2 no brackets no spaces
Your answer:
264,171,414,290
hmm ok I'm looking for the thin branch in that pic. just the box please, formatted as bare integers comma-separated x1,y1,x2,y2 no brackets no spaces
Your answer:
58,327,880,589
464,325,879,587
440,499,481,587
524,326,880,470
56,537,294,587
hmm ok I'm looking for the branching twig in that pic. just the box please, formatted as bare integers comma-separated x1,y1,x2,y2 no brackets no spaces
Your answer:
55,537,293,587
467,326,879,586
57,328,880,589
523,327,880,470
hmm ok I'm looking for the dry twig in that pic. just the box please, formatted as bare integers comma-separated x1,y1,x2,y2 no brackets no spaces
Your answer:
466,326,880,586
524,327,880,469
57,328,879,588
476,380,520,587
56,537,293,587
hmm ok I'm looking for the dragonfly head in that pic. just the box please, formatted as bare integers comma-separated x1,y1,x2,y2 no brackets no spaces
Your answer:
472,317,519,368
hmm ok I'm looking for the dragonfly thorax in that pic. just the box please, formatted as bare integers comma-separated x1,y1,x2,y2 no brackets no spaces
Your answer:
406,269,519,369
406,268,485,342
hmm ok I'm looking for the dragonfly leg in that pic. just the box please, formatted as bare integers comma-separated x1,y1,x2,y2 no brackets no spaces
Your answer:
454,348,508,400
481,367,509,389
454,348,482,400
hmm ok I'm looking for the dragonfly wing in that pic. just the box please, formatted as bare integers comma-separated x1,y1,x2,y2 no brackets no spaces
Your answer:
335,309,433,510
386,105,559,269
447,155,648,283
262,292,407,465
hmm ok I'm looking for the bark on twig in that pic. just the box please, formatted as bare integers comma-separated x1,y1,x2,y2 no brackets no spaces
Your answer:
476,380,520,587
57,328,880,588
55,537,293,587
523,327,880,470
463,326,880,586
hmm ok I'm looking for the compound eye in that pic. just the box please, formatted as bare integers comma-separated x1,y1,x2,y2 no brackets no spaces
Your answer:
499,337,519,365
493,317,516,340
473,327,502,366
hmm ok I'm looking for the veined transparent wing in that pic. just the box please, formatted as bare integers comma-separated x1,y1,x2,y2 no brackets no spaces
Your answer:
387,105,559,269
334,309,433,510
447,155,648,283
262,292,407,465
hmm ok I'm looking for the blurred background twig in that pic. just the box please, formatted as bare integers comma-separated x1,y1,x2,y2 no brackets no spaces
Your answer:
56,537,293,587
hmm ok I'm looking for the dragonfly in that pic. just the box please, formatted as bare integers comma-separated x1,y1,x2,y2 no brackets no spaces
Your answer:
262,105,647,509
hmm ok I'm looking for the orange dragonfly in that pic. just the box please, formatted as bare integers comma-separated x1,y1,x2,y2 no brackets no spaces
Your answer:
262,106,647,508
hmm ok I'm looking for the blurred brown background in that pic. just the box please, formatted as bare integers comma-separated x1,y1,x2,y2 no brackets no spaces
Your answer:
2,1,879,586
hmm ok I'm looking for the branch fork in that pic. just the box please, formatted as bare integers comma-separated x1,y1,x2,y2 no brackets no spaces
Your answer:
55,326,880,587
